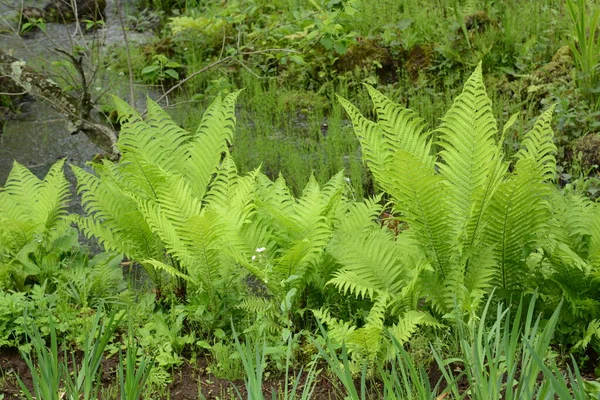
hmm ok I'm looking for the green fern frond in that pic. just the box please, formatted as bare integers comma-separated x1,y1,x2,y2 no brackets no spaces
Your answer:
574,319,600,350
0,160,70,245
337,95,391,187
389,310,442,346
328,228,420,301
386,151,455,277
141,258,194,282
364,84,434,168
514,106,556,181
312,307,356,346
483,161,550,291
238,296,276,316
184,91,241,199
436,63,499,236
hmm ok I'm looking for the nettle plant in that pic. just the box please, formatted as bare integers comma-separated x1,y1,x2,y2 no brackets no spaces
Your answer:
334,63,600,355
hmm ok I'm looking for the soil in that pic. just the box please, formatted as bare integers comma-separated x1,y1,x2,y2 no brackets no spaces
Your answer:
0,347,340,399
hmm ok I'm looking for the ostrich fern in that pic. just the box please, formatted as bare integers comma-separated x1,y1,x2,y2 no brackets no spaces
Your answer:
0,160,74,291
73,93,253,303
339,63,558,314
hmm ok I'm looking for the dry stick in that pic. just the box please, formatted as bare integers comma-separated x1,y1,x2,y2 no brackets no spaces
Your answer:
115,0,135,105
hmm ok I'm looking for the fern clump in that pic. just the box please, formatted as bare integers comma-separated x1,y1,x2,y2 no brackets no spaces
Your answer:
339,63,558,315
0,160,76,291
73,93,256,308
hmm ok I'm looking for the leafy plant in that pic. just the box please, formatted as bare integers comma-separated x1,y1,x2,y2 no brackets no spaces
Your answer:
141,54,183,83
73,92,255,309
18,309,120,400
565,0,600,95
118,323,153,400
339,63,558,316
0,159,77,291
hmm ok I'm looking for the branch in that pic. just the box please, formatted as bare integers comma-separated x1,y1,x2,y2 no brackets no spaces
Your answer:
0,48,119,157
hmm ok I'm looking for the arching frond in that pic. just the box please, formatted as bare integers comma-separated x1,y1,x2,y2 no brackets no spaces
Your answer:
436,63,499,236
514,106,556,181
365,84,434,168
482,161,550,291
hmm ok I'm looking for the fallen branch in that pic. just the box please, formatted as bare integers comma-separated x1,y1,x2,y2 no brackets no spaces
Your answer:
0,48,119,157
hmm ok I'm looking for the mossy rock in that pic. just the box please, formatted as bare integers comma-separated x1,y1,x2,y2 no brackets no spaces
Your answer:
43,0,106,23
462,11,496,34
524,45,574,104
333,39,396,83
0,77,27,112
575,133,600,174
405,44,434,80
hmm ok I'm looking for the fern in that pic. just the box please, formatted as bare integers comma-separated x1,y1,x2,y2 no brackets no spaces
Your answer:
74,93,252,304
0,159,74,290
340,63,559,314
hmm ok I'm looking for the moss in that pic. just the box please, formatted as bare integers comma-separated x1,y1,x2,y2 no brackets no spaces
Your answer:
333,39,396,83
463,11,496,34
523,45,574,106
575,133,600,173
405,44,434,80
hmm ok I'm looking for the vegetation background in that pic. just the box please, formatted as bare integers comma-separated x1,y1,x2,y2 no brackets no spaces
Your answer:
1,0,600,398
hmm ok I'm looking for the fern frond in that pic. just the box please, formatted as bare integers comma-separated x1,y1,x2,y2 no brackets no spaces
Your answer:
365,84,435,168
483,161,550,291
328,228,420,301
184,91,241,199
386,151,455,277
389,310,442,346
141,258,194,282
313,307,357,347
436,63,499,236
514,106,556,181
337,95,391,188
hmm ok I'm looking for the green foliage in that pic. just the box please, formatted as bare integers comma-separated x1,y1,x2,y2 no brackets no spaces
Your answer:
565,0,600,94
340,63,561,315
0,159,77,291
18,310,120,400
73,92,254,307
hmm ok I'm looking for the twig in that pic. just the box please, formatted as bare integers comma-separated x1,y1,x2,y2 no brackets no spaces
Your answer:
0,91,28,96
149,47,298,110
115,0,135,105
148,55,234,110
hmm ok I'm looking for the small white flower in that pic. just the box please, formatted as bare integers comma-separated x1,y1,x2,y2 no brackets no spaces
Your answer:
251,255,256,261
344,177,351,183
256,247,266,253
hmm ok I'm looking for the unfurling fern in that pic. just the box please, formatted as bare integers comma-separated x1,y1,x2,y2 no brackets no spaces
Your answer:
0,160,76,291
339,63,558,315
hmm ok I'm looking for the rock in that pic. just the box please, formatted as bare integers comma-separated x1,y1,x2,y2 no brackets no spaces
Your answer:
333,39,397,83
575,133,600,174
405,44,434,80
463,11,495,33
21,6,45,20
523,45,574,103
43,0,106,23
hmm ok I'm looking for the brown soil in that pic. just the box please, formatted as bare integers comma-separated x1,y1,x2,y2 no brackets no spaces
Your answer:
0,347,340,399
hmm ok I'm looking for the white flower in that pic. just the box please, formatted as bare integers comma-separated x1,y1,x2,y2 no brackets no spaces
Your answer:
256,247,266,253
251,255,256,261
344,177,351,183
